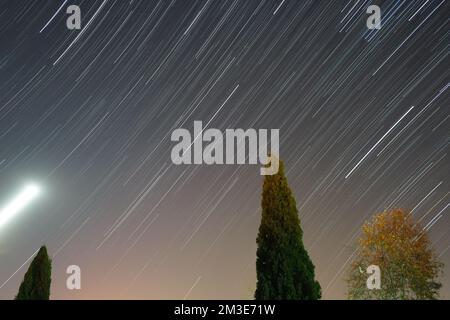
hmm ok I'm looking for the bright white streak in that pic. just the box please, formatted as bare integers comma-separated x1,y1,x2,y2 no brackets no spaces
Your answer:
39,0,69,33
345,106,414,179
0,184,41,228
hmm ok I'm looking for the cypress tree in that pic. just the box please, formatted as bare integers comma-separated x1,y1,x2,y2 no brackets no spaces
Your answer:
255,160,321,299
15,245,52,300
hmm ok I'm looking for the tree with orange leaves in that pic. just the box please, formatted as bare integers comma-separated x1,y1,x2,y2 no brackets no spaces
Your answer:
347,208,443,299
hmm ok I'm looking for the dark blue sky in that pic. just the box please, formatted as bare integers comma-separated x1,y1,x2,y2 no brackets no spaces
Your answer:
0,0,449,299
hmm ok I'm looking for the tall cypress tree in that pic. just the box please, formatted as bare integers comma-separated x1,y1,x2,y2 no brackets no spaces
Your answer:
15,245,52,300
255,160,321,299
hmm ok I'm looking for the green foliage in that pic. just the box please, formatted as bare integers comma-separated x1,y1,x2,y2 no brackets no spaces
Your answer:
15,245,52,300
255,160,321,300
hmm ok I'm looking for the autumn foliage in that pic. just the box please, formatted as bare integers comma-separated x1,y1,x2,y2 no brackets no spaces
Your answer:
347,208,443,299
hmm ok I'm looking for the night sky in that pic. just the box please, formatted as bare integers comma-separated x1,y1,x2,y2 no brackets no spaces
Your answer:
0,0,449,299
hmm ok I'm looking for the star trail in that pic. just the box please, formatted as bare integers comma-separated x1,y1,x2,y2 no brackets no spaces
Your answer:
0,0,449,299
